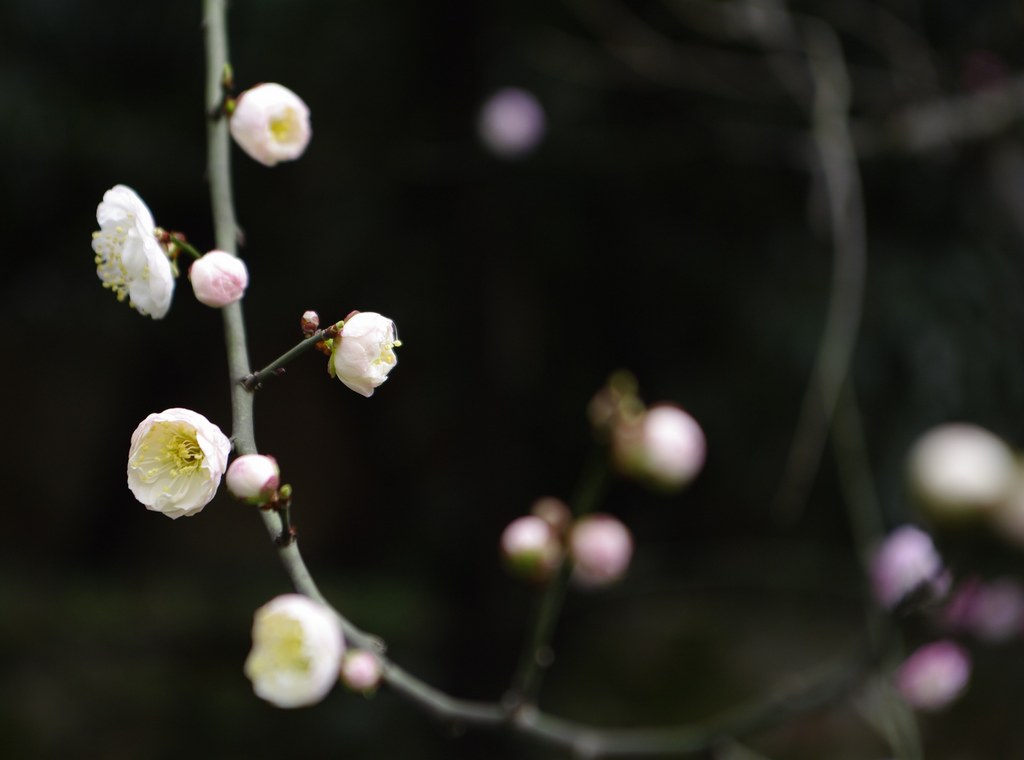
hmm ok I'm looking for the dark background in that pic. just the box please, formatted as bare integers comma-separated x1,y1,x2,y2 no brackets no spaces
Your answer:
4,1,1024,757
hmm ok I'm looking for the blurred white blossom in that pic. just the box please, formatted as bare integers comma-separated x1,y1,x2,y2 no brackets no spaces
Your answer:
230,83,311,166
908,424,1017,518
245,594,344,709
127,408,231,519
92,184,174,318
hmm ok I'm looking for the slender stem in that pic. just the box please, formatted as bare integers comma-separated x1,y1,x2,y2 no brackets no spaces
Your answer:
173,236,204,261
773,18,867,523
201,2,881,756
510,451,610,708
241,328,333,391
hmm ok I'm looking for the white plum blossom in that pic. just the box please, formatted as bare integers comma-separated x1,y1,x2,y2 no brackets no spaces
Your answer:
189,250,249,308
91,184,174,318
230,83,311,166
341,650,383,693
613,404,706,490
329,312,401,397
244,594,344,709
896,640,971,712
127,408,231,519
500,515,563,580
478,87,546,159
226,454,280,505
870,525,948,610
908,423,1017,518
569,514,634,588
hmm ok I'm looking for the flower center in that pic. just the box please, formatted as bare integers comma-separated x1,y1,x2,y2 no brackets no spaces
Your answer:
92,224,132,303
246,613,312,677
373,340,400,367
132,422,205,485
269,110,298,143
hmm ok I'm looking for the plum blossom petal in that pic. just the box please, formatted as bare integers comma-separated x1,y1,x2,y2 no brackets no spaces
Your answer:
245,594,344,708
127,408,231,518
92,184,174,318
329,312,401,397
230,83,311,166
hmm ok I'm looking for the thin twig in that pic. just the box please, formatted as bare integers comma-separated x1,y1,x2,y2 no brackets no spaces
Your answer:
241,327,334,391
773,20,867,523
202,1,883,755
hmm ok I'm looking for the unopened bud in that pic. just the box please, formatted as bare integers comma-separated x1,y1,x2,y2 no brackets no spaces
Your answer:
530,496,572,534
613,404,706,490
500,515,562,581
226,454,280,505
870,525,948,611
341,649,382,693
896,640,971,712
301,310,320,336
943,576,1024,643
569,514,633,588
189,250,249,308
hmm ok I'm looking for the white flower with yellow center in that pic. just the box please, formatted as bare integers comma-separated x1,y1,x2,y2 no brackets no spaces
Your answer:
329,311,401,397
244,594,345,709
229,83,311,167
91,185,175,319
127,408,231,519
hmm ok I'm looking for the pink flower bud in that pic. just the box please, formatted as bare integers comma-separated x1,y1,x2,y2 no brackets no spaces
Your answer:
189,250,249,308
500,515,562,580
341,649,382,693
226,454,280,505
478,87,546,159
613,404,706,490
569,514,633,588
943,576,1024,643
301,310,320,336
896,640,971,712
870,526,947,610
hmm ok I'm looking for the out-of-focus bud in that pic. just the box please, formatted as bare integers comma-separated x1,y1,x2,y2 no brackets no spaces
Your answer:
588,371,641,436
530,496,572,535
613,404,706,490
569,514,633,588
301,310,320,336
870,525,948,611
907,424,1017,519
341,649,383,693
230,83,311,167
500,515,562,581
896,640,971,712
477,87,546,159
226,454,281,506
189,250,249,308
942,576,1024,643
